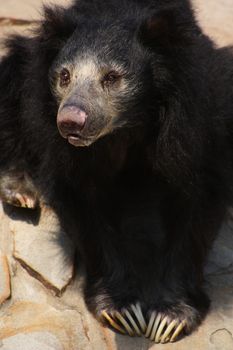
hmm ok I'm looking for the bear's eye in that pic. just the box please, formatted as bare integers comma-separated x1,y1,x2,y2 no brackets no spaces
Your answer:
102,71,121,87
59,68,71,88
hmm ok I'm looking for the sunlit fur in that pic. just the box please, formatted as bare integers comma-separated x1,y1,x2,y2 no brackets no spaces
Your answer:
0,0,233,339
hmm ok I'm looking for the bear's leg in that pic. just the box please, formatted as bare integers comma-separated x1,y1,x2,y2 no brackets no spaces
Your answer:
0,169,38,209
84,236,209,342
81,191,222,343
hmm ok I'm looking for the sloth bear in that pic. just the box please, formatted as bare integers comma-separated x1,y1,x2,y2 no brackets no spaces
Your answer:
0,0,233,343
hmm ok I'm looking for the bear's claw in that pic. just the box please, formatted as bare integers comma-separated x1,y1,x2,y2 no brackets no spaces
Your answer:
0,171,38,209
14,192,37,209
101,304,186,343
101,303,146,336
145,312,186,343
130,303,147,333
101,310,126,334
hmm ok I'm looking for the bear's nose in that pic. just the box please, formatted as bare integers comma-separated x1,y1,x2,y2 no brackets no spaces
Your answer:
57,105,87,137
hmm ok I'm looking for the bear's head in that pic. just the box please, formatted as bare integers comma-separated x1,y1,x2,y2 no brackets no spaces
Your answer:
50,19,155,147
46,1,200,147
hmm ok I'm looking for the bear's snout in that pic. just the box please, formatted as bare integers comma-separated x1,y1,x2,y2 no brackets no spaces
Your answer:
57,105,88,143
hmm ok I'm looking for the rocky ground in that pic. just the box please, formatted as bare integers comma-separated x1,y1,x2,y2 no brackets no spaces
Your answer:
0,0,233,349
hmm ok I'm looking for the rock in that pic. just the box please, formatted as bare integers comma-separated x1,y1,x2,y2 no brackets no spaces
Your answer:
11,207,75,295
210,329,233,350
0,332,63,350
205,222,233,286
0,0,70,21
0,253,11,305
0,301,106,350
193,0,233,47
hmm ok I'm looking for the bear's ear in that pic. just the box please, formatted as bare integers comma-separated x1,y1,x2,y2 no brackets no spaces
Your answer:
36,5,77,49
31,5,78,68
139,9,198,48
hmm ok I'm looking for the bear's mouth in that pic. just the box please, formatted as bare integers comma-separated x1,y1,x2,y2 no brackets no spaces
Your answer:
67,134,94,147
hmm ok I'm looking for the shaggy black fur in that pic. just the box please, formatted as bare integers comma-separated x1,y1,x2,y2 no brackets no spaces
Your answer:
1,0,233,340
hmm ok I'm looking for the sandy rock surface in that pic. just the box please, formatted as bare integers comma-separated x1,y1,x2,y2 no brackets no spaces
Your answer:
11,207,74,294
0,253,11,305
0,1,233,349
0,0,71,20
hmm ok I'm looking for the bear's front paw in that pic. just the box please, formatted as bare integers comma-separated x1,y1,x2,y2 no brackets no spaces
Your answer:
99,300,205,343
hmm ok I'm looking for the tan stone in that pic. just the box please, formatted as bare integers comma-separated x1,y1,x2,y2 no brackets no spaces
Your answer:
0,253,11,305
11,207,75,295
0,0,70,21
193,0,233,47
210,329,233,350
0,332,63,350
0,301,110,350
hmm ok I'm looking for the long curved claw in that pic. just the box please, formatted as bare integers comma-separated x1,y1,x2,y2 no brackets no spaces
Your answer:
15,192,37,209
101,310,126,334
114,311,134,336
15,193,29,208
170,320,186,342
150,312,162,341
124,309,142,336
160,319,178,343
131,303,147,333
155,316,168,343
145,311,156,338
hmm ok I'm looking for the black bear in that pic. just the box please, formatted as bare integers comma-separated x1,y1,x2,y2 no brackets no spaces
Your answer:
0,0,233,343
